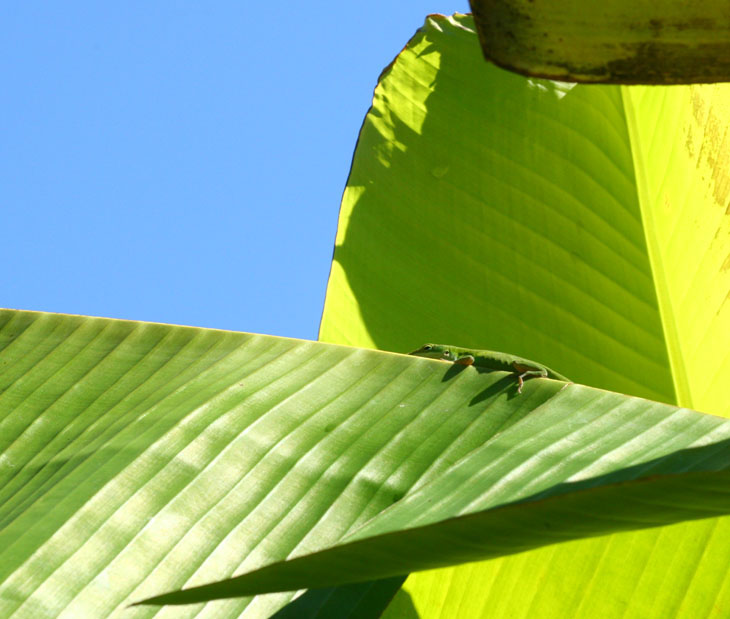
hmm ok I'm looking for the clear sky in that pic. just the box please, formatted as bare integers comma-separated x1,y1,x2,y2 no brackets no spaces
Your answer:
3,3,468,340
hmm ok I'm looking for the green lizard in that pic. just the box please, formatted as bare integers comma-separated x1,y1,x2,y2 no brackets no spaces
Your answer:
408,343,570,393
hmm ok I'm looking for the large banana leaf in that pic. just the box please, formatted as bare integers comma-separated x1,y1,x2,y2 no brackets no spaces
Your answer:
318,13,730,619
139,386,730,605
3,310,730,618
0,311,411,617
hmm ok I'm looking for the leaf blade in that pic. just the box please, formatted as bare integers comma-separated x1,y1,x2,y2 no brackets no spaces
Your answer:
135,385,730,605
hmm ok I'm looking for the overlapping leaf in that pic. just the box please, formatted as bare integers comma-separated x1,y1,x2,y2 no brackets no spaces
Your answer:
319,13,730,619
469,0,730,83
3,310,729,617
139,383,730,605
0,310,441,617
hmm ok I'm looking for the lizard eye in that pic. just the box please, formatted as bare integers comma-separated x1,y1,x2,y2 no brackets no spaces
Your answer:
423,345,432,351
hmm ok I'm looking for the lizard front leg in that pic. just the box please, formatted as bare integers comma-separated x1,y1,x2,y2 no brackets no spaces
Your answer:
512,362,548,393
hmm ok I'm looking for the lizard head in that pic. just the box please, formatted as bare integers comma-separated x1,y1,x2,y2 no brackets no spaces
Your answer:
408,343,457,361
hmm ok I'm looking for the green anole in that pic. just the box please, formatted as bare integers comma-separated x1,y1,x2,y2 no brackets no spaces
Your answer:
408,343,571,393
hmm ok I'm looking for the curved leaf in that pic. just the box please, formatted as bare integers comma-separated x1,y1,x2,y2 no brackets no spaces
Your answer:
469,0,730,83
0,309,468,616
320,13,674,401
3,309,728,615
0,309,573,616
138,383,730,604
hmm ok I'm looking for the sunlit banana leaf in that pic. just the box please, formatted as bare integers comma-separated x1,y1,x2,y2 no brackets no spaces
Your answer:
139,382,730,604
3,310,729,616
319,13,730,619
0,310,448,617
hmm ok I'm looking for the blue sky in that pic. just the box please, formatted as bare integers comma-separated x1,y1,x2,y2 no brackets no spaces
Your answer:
3,3,468,340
